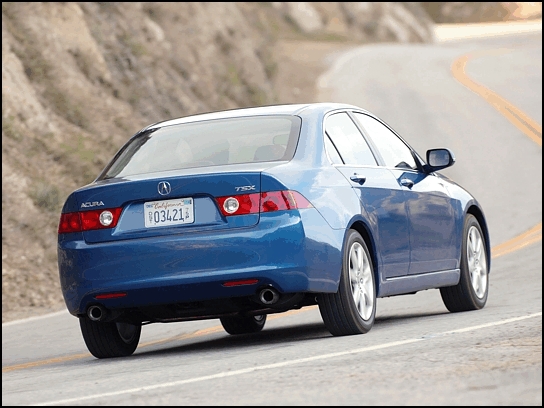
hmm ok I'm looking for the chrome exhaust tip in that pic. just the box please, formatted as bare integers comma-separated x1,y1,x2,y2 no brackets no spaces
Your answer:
87,305,107,322
258,287,280,305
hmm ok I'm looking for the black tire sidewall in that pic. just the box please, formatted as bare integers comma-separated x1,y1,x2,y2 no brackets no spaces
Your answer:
460,215,489,309
220,314,266,335
339,230,376,332
79,317,141,358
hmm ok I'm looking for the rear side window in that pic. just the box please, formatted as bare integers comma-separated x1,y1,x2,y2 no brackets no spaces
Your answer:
325,112,377,166
324,135,344,165
100,115,301,179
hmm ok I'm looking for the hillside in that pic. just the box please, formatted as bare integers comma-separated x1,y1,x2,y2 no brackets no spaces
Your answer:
1,2,534,322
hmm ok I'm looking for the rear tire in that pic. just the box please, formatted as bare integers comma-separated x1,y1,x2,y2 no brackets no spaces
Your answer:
220,314,267,335
440,214,489,312
318,230,376,336
79,317,141,359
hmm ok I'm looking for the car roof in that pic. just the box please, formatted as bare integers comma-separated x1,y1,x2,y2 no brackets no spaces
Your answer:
144,102,370,130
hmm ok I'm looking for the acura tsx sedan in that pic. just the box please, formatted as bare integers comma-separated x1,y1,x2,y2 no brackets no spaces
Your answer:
58,103,490,358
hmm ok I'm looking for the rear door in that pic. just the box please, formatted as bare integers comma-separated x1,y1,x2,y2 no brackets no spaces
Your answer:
325,112,411,279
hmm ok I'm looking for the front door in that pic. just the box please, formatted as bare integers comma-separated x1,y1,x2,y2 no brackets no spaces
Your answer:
351,111,457,275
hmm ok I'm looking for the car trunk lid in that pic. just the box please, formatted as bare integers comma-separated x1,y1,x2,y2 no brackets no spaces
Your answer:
75,164,277,244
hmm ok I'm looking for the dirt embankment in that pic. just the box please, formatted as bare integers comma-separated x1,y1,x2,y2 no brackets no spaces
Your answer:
2,2,537,323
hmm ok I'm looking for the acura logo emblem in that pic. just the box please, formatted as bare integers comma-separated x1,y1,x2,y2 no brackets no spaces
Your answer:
157,181,171,196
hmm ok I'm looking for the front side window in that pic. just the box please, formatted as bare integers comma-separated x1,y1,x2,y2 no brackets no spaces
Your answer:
352,113,417,170
99,115,301,179
325,113,377,166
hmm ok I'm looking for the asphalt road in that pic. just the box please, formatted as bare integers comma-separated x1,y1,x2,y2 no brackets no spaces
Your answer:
2,32,542,406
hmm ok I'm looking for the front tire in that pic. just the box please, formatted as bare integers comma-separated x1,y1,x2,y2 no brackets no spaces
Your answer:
318,230,376,336
440,214,489,312
79,317,141,359
220,314,267,335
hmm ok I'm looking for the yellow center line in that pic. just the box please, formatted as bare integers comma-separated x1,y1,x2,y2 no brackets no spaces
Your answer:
452,49,542,259
2,307,319,373
491,222,542,258
493,233,542,258
452,51,542,146
3,47,542,375
2,353,90,372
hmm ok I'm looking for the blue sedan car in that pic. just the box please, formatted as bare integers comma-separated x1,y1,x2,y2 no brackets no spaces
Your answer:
58,103,490,358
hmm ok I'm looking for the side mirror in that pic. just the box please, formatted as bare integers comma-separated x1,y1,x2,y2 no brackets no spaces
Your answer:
426,148,455,172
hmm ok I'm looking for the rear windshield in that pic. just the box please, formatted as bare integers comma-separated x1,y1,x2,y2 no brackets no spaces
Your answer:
98,115,302,180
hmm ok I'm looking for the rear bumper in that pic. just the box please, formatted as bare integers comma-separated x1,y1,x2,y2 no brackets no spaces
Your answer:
58,209,344,315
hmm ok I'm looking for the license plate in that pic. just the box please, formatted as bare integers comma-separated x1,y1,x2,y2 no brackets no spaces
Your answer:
144,198,194,228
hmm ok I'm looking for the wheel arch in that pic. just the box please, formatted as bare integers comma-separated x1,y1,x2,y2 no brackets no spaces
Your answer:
466,204,491,273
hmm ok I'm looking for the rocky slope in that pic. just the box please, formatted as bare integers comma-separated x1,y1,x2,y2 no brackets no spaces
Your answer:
1,2,534,322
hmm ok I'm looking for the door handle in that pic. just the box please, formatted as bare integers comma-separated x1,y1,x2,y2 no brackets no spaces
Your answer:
350,174,366,185
400,178,414,188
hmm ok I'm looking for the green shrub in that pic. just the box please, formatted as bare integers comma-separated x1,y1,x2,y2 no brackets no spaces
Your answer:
29,183,61,212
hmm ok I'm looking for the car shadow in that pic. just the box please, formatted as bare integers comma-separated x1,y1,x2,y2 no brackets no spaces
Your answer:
67,309,454,367
133,321,332,359
127,309,450,360
375,310,450,326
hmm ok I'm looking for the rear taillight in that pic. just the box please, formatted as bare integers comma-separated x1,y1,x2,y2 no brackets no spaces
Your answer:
58,212,82,234
260,191,312,212
216,193,260,216
216,190,312,217
58,208,123,234
80,208,122,231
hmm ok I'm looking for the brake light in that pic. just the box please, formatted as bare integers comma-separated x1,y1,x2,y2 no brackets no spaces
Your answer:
58,208,123,234
260,191,312,212
216,191,312,217
58,212,82,234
